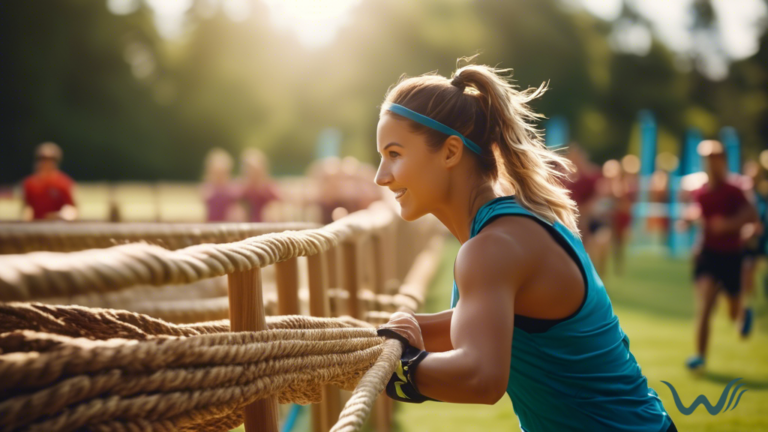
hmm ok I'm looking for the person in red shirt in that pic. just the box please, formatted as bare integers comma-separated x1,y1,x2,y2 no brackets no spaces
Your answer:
22,142,78,221
686,140,756,371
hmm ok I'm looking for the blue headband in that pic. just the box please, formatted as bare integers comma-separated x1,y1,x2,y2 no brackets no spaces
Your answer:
387,103,482,155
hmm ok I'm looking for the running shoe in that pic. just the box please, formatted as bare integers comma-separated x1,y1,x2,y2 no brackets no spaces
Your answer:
685,355,706,372
741,307,753,338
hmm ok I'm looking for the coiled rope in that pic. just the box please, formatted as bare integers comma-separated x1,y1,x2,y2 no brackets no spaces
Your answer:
0,204,443,432
0,303,397,432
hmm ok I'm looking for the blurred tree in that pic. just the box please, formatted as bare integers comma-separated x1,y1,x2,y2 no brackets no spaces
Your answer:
0,0,765,183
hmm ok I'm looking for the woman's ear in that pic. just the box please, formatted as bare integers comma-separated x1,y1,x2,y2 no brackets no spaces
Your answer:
443,136,465,169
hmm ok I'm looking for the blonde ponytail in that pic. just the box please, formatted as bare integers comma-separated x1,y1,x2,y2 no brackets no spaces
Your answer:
383,60,579,234
453,64,579,233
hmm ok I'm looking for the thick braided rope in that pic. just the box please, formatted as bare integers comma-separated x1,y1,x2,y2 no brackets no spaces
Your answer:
42,292,419,325
2,334,385,431
38,277,229,309
0,310,384,432
0,203,393,302
34,277,233,324
0,302,370,342
327,234,444,432
330,339,403,432
0,221,318,254
1,210,442,432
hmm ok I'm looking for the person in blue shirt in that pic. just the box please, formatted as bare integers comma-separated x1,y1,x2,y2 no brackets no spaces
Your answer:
374,59,674,432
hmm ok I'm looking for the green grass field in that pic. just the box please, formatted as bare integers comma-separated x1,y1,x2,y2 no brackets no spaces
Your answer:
394,238,768,432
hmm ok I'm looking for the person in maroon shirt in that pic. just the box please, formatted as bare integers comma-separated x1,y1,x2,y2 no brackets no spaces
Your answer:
686,140,757,371
564,144,611,275
237,148,280,222
22,142,78,221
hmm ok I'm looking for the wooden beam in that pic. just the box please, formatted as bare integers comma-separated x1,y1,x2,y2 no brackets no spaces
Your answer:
342,241,362,320
228,268,279,432
275,258,300,315
309,252,339,432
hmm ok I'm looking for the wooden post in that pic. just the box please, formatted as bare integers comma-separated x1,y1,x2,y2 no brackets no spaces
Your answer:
371,234,386,294
228,268,279,432
308,252,340,432
369,236,393,432
342,240,362,320
326,245,345,317
381,223,399,294
275,258,300,316
308,252,331,318
326,244,340,289
373,397,393,432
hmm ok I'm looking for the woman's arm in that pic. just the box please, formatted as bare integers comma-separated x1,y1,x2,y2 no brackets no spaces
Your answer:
415,310,454,352
412,228,529,405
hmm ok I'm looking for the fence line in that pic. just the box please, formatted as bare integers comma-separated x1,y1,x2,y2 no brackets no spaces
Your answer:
1,201,445,432
0,221,318,254
0,203,394,302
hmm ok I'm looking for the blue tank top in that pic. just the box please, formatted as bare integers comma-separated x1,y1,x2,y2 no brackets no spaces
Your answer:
450,196,671,432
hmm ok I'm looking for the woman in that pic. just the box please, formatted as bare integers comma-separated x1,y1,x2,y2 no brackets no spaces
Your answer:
375,61,674,432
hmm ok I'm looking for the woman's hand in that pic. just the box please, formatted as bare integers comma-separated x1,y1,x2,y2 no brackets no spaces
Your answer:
377,311,425,350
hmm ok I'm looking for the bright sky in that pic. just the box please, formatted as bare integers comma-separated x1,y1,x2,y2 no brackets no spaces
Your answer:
581,0,768,79
261,0,363,49
110,0,767,78
108,0,363,47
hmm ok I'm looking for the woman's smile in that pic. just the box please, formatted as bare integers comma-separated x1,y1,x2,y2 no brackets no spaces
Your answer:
393,188,407,200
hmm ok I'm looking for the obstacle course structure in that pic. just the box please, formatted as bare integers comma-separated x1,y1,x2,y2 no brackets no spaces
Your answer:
0,201,445,432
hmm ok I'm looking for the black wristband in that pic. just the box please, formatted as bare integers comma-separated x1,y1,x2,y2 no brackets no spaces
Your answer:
376,328,411,346
384,343,438,403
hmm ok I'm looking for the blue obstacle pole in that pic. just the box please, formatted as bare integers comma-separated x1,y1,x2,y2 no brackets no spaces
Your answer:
720,126,741,174
639,110,657,178
281,404,303,432
682,128,703,176
666,129,702,257
667,171,683,256
679,128,704,252
631,110,658,250
316,127,342,160
545,116,569,149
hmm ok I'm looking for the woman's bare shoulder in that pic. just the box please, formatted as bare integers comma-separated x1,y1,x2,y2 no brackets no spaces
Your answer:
455,216,548,294
472,215,552,255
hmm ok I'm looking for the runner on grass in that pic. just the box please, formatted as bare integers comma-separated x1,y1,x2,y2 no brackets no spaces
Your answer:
685,140,757,371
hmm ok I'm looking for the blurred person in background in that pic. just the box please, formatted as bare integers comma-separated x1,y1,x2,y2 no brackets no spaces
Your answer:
22,142,78,221
309,156,382,224
564,144,611,275
309,156,347,223
740,159,766,333
603,159,635,275
238,148,280,222
201,148,240,222
344,157,383,211
685,140,757,372
649,169,671,244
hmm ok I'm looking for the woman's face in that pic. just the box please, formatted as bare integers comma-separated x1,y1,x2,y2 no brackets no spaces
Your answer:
375,114,448,221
